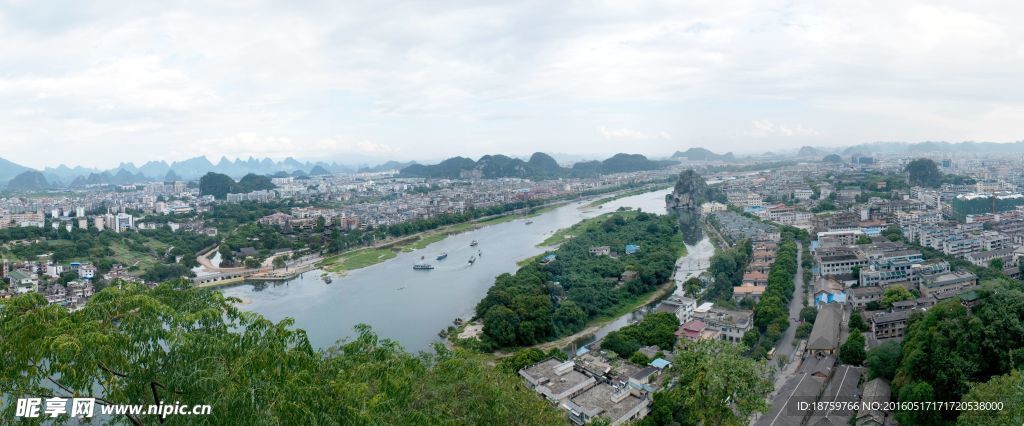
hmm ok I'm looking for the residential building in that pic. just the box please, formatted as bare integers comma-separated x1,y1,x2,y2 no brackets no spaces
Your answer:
519,359,596,403
806,304,842,356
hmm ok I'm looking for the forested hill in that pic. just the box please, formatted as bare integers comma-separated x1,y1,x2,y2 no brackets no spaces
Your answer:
199,172,276,199
399,152,675,179
474,210,684,349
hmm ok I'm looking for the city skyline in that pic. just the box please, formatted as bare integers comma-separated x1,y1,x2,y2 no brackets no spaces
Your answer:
3,1,1024,169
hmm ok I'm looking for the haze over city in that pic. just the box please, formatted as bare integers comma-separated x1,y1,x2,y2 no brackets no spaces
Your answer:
3,0,1024,169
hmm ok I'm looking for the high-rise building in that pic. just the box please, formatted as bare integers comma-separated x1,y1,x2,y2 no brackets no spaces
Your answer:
94,217,105,231
76,207,86,217
114,213,134,233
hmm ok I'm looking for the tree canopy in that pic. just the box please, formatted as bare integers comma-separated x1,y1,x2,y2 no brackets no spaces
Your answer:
0,281,565,425
476,211,684,349
894,279,1024,424
643,339,772,426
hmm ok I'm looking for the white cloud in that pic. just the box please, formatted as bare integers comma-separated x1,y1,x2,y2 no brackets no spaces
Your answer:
599,127,672,141
1,1,1023,168
750,120,820,138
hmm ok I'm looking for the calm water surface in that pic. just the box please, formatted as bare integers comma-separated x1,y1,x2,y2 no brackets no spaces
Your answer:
223,188,682,352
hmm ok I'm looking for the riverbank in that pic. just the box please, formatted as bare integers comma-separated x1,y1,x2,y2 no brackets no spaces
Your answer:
532,278,678,352
316,187,649,275
586,185,672,208
224,185,679,353
537,209,640,247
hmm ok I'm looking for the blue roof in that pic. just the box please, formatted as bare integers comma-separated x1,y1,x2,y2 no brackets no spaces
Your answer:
650,358,671,369
625,244,638,254
542,254,556,261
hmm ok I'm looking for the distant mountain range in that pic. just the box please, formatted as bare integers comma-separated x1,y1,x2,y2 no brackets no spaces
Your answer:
0,156,370,190
5,170,51,192
399,152,675,179
671,148,736,162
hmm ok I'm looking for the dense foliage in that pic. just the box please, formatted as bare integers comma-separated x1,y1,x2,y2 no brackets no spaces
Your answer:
601,312,681,358
894,279,1024,424
751,234,797,352
704,239,752,302
497,348,568,374
0,282,566,425
476,212,684,349
0,224,216,279
839,329,866,365
866,341,901,381
643,339,772,426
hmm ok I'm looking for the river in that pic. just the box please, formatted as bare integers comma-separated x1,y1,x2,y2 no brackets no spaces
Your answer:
222,187,712,352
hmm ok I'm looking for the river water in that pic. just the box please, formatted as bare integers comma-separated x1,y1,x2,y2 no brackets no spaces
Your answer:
222,187,712,352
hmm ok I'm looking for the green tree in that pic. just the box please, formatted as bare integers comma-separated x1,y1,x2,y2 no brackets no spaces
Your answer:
795,322,813,339
856,235,871,244
643,339,772,426
683,277,702,298
848,311,868,332
630,351,651,366
866,341,901,381
800,306,818,323
272,256,287,270
882,286,914,308
957,370,1024,426
243,256,262,269
905,158,942,188
839,329,866,365
0,281,566,425
742,329,760,349
989,258,1004,271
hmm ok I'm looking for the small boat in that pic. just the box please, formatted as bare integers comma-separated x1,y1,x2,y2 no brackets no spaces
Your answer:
323,275,332,284
470,240,479,247
525,220,534,225
468,256,476,265
478,250,482,257
413,263,435,270
436,252,448,260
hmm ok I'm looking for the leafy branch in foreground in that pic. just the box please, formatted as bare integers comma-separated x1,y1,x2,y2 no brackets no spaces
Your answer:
0,280,563,425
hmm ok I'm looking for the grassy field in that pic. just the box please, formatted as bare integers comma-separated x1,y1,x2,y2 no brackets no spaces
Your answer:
586,185,671,208
536,210,639,247
109,242,161,270
318,248,398,274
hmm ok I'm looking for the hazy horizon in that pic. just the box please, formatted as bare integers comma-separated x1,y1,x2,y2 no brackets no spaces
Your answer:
3,1,1024,169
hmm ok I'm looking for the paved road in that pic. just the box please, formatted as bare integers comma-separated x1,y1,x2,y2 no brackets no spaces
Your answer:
774,241,806,362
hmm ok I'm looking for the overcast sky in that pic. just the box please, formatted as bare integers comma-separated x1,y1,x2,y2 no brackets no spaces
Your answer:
1,0,1023,169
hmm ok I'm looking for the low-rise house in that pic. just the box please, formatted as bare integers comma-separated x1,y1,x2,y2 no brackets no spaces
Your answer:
806,304,842,356
965,247,1015,268
693,307,753,344
655,296,697,323
733,283,766,303
520,359,596,403
848,286,883,310
856,378,892,426
564,384,650,426
871,309,912,340
589,246,611,257
918,271,978,298
675,320,707,342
